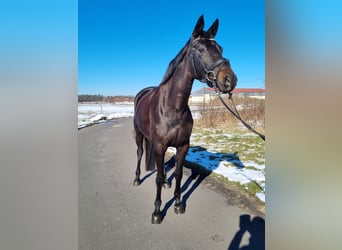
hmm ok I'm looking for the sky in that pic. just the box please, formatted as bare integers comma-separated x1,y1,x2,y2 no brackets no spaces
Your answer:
79,0,265,96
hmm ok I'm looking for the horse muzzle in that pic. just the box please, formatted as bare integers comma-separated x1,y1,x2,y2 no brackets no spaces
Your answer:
216,70,237,94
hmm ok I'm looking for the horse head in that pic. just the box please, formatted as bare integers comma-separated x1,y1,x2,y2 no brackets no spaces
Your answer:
190,15,237,94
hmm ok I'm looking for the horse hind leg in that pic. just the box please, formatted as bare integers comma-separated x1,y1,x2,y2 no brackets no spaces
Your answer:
133,130,144,186
144,139,169,189
163,170,171,189
151,144,167,224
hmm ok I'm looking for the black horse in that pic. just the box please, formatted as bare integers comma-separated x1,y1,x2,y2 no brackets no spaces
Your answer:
133,15,237,224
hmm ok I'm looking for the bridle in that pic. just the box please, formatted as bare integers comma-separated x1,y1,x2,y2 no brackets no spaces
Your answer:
190,37,230,90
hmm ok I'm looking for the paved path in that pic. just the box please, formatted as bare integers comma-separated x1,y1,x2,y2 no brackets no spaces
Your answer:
79,118,264,250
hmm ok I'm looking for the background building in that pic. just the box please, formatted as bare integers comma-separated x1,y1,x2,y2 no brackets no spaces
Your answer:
189,88,265,103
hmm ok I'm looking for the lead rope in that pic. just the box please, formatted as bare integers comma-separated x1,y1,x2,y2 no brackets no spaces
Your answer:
215,91,266,141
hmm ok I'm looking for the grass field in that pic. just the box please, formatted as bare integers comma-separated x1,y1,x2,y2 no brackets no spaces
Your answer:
188,96,265,202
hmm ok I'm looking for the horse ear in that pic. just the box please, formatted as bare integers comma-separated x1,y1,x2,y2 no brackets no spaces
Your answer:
192,15,205,38
207,18,219,38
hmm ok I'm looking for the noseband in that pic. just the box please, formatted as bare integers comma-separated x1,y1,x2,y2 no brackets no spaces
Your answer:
190,37,229,88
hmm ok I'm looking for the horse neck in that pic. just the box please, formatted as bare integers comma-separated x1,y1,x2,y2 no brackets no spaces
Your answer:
163,56,194,111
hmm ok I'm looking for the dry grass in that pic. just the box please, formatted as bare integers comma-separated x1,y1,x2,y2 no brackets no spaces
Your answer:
192,95,265,134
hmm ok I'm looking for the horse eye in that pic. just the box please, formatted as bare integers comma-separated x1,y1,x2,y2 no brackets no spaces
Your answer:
198,48,205,53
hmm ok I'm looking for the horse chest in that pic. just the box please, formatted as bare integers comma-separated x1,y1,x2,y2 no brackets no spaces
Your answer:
166,126,190,146
158,116,193,146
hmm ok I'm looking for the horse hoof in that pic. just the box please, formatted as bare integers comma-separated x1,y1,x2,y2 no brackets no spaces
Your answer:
163,180,171,189
151,212,163,224
174,204,185,214
133,179,141,186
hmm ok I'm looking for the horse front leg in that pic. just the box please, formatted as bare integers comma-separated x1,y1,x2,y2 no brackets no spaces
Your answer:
174,143,189,214
151,144,166,224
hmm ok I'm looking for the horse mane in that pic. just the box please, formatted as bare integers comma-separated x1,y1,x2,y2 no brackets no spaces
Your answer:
159,39,190,85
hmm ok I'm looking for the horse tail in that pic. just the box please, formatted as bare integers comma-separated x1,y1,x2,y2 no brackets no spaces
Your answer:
144,138,156,171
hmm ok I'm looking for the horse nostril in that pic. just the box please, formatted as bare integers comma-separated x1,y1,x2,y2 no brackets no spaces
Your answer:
224,75,231,87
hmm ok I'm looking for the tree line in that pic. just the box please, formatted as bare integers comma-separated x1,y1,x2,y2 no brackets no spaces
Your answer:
78,94,104,102
78,94,135,103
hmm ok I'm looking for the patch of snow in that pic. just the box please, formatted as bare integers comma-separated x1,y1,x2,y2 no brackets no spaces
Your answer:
78,103,134,128
90,114,104,122
243,160,265,170
256,192,265,202
167,137,265,202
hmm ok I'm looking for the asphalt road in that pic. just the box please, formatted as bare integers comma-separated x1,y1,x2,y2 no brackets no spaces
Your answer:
79,118,264,250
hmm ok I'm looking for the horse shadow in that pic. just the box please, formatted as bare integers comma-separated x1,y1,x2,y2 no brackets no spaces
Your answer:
160,146,245,218
139,154,176,184
227,214,265,250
